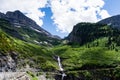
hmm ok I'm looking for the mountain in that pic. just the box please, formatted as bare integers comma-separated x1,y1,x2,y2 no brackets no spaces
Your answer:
0,10,61,45
98,15,120,29
67,23,110,45
67,22,120,45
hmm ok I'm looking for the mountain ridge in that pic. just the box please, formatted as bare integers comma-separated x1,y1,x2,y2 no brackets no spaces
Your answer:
67,15,120,45
0,10,61,45
0,10,51,36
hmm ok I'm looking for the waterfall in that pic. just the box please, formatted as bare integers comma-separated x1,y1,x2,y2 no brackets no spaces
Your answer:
57,56,63,71
57,56,66,80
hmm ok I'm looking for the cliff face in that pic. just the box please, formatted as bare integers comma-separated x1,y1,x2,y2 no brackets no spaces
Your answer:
67,25,82,44
67,23,111,45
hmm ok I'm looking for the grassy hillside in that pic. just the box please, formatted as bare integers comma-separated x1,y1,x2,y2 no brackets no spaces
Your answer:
0,29,58,71
53,43,120,70
52,37,120,79
52,23,120,79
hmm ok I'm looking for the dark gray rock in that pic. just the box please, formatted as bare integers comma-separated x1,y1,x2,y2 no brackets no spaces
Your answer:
0,52,17,72
0,12,6,18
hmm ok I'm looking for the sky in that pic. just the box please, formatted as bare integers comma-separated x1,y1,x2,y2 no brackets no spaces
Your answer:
0,0,120,38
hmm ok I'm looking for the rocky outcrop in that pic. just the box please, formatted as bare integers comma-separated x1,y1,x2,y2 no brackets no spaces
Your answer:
0,52,18,72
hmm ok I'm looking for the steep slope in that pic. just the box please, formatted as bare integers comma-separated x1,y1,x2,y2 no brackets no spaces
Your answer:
98,15,120,29
0,18,59,71
0,29,58,72
67,23,120,45
0,10,61,46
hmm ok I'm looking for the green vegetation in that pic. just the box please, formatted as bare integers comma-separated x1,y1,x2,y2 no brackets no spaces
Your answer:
15,39,57,71
0,29,15,53
0,18,60,71
0,18,61,46
0,29,57,71
1,18,120,79
52,37,120,79
53,42,120,71
67,23,120,45
26,71,38,80
52,23,120,79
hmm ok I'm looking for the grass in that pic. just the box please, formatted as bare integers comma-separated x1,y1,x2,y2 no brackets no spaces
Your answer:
52,37,120,71
0,29,58,71
26,71,38,80
51,39,120,79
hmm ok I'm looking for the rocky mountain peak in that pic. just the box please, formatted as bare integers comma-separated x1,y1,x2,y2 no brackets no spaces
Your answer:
6,10,25,18
6,10,36,27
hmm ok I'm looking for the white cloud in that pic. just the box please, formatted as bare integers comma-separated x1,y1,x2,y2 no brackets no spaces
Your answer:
99,10,110,19
50,0,110,33
0,0,110,33
0,0,48,26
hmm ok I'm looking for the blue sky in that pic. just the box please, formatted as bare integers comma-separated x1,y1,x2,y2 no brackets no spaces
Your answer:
41,7,68,38
103,0,120,16
0,0,120,38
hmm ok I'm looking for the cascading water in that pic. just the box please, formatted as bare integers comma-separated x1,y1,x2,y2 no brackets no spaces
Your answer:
57,56,66,80
57,56,63,71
